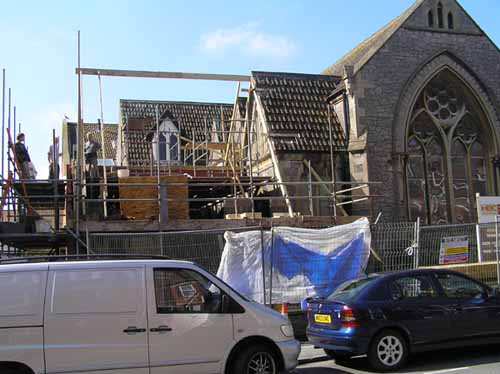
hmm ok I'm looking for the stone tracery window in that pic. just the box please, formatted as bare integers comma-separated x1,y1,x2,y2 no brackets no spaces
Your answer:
406,70,493,224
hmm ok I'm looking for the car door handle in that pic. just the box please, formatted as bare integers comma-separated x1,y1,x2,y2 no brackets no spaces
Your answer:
123,326,146,334
150,325,173,333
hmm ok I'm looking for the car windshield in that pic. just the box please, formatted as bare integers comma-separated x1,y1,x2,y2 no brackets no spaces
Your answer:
327,276,378,301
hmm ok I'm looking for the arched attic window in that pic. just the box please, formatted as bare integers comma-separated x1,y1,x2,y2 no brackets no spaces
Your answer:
448,12,454,29
437,3,444,28
428,10,434,27
405,70,495,224
153,116,180,163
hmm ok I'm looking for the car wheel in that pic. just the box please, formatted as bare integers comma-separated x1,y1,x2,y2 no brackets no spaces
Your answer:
231,344,279,374
368,329,408,371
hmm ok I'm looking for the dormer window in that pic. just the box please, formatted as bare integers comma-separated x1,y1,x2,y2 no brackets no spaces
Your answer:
437,3,444,28
152,116,180,163
448,12,454,29
428,10,434,28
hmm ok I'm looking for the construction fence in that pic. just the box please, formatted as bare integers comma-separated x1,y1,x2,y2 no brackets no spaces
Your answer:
87,220,500,305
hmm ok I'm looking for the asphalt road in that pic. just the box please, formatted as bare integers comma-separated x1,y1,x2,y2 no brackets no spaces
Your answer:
293,344,500,374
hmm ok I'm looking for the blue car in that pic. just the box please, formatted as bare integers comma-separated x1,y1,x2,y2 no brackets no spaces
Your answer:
306,269,500,371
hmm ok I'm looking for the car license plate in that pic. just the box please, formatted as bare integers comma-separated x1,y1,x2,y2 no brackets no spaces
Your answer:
314,314,332,324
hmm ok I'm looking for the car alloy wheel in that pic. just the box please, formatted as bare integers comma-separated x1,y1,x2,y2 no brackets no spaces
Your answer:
377,335,404,367
368,329,408,371
246,351,277,374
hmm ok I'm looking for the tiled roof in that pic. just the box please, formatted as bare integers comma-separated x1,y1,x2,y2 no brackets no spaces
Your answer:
252,71,347,153
120,100,233,140
236,97,247,118
120,100,233,168
322,0,424,77
65,122,118,160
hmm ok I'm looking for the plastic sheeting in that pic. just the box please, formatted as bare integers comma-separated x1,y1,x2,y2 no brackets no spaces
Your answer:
217,218,371,304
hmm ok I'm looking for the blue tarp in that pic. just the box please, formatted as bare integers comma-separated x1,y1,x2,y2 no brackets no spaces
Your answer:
268,233,366,297
217,218,371,304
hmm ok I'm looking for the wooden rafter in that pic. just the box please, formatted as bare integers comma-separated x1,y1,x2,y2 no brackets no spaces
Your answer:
76,68,250,82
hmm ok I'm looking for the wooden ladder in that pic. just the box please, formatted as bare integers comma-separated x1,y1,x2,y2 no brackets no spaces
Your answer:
7,128,33,215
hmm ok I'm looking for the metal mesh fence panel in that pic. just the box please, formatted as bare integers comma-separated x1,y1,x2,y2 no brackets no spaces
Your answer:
88,220,500,304
88,227,257,274
369,222,417,273
418,223,478,267
159,231,225,274
89,233,162,256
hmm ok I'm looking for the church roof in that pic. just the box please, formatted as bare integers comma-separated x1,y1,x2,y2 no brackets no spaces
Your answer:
252,71,346,153
322,0,424,77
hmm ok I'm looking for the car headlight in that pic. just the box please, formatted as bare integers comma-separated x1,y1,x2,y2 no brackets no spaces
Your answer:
280,324,294,338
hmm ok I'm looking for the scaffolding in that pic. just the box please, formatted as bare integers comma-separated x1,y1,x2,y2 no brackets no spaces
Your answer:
0,39,380,254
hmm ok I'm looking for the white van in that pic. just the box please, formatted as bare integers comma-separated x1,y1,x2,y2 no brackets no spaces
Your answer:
0,259,300,374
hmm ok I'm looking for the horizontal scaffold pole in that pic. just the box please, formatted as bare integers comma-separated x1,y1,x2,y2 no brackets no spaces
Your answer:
75,68,251,82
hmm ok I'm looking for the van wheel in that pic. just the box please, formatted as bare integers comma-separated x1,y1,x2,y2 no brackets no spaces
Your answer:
232,344,279,374
368,329,408,371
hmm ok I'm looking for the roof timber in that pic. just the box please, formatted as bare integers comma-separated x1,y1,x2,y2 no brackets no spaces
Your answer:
76,68,251,82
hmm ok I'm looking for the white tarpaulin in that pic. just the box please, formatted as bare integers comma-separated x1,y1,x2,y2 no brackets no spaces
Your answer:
217,218,371,304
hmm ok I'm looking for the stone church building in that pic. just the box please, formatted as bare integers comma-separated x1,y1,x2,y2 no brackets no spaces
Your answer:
63,0,500,226
323,0,500,225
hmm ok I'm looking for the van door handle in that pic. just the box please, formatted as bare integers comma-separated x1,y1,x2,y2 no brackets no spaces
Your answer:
123,326,146,334
150,325,173,333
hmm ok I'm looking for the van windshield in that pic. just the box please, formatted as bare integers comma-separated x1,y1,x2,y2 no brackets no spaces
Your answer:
327,276,378,301
207,270,251,302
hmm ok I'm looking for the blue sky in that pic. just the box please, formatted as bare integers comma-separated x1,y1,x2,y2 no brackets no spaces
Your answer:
0,0,498,177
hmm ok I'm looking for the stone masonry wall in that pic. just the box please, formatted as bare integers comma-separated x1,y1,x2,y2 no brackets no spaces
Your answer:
353,17,500,221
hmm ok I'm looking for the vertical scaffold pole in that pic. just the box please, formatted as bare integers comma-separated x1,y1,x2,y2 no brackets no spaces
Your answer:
1,69,5,180
76,30,82,255
328,105,337,220
12,106,16,222
156,105,162,223
97,74,108,218
7,88,11,222
496,215,500,288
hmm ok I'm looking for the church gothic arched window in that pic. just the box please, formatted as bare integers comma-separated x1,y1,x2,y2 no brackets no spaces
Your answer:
437,3,444,28
406,70,494,224
448,12,454,29
428,10,434,28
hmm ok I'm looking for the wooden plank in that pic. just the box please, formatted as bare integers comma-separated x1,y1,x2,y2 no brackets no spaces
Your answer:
304,160,349,216
80,215,365,232
182,142,230,151
76,68,250,82
254,94,293,217
224,82,241,163
119,176,189,220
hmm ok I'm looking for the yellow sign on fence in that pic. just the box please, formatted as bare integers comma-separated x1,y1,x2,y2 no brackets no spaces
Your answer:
439,236,469,265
